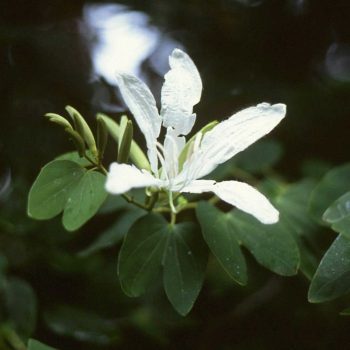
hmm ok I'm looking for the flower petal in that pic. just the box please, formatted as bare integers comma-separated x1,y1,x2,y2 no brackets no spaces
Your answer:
180,179,278,224
181,103,286,181
161,49,202,136
213,181,279,224
163,127,185,180
106,163,163,194
177,179,216,193
116,73,162,173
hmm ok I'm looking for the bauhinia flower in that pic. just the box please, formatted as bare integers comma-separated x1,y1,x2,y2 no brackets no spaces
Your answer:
106,49,286,224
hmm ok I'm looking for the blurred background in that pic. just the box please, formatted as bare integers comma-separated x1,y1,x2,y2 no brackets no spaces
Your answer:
1,0,350,349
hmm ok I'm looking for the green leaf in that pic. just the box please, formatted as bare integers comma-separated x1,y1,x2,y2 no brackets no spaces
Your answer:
196,202,247,285
118,214,169,297
44,305,119,345
62,170,108,231
275,180,319,279
309,163,350,221
4,278,37,339
340,307,350,316
323,191,350,223
79,209,145,256
308,235,350,303
228,211,299,276
163,222,208,316
323,191,350,239
28,339,57,350
234,139,283,173
27,160,85,220
55,151,91,167
118,214,208,315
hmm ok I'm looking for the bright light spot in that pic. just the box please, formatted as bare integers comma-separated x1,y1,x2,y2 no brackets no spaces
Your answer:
82,3,160,84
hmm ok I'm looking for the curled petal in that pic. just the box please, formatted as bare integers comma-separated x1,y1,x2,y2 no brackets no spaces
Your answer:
106,163,163,195
181,103,286,181
180,179,279,224
161,49,202,136
116,73,162,173
213,181,279,224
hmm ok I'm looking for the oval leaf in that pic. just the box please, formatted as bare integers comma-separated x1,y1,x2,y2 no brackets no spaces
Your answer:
163,222,208,316
323,191,350,224
28,160,85,220
308,235,350,303
229,211,299,276
309,163,350,221
196,202,247,285
275,180,319,279
117,213,168,297
5,278,37,339
79,209,145,257
62,170,108,231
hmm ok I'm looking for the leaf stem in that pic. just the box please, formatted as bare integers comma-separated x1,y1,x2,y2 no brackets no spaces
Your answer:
122,194,149,210
170,211,176,225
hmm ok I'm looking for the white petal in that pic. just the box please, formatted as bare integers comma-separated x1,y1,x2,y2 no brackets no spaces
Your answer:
180,179,279,224
178,179,216,193
161,49,202,135
106,163,163,194
116,73,162,173
181,103,286,180
213,181,279,224
163,127,185,179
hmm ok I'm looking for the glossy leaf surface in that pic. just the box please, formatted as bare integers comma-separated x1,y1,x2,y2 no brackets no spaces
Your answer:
196,202,247,285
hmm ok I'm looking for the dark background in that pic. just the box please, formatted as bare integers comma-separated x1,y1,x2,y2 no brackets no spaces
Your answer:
1,0,350,349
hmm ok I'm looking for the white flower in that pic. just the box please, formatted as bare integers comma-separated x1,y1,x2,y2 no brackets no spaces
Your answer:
106,49,286,224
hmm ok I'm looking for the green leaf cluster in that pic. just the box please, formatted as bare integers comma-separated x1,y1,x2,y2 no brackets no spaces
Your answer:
118,214,208,316
28,159,107,231
307,164,350,305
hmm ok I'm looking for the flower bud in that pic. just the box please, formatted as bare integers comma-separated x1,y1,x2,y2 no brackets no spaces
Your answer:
118,118,133,163
65,106,98,158
45,113,73,130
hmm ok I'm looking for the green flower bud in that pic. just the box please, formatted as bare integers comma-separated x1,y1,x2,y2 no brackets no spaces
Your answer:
65,106,98,158
118,118,133,163
45,113,73,130
64,128,86,157
96,115,108,161
96,113,151,170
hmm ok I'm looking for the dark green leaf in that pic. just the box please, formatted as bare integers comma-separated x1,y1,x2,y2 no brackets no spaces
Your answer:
4,278,37,339
98,195,128,214
340,307,350,316
228,211,299,276
79,209,145,256
28,339,57,350
323,191,350,239
44,305,119,345
234,139,283,173
308,235,350,303
309,163,350,222
62,170,107,231
163,222,208,316
55,151,91,167
118,214,168,297
27,160,85,220
275,180,319,279
301,159,332,180
196,202,247,285
323,191,350,223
